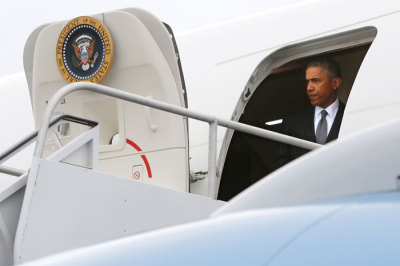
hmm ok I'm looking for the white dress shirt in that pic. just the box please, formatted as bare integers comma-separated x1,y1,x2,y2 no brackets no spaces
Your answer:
314,98,339,135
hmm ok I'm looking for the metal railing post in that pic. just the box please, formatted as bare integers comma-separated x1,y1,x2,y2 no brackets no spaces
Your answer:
208,119,218,199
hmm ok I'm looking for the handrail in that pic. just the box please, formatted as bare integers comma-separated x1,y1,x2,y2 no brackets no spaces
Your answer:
0,165,25,177
34,82,321,198
0,114,98,166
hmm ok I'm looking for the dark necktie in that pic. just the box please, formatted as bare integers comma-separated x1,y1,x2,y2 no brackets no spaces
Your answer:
316,110,328,144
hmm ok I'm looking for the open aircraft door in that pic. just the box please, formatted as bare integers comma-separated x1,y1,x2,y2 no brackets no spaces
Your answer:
24,8,189,191
217,27,376,200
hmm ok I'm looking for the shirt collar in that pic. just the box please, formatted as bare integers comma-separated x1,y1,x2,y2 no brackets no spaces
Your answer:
315,98,339,117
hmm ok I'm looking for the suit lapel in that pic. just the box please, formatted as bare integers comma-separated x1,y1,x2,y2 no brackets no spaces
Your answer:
306,106,316,142
327,101,345,142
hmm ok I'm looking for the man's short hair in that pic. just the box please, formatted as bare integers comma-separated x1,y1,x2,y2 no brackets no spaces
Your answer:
307,57,341,79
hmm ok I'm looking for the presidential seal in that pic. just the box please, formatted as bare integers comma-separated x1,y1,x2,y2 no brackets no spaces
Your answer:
56,16,114,83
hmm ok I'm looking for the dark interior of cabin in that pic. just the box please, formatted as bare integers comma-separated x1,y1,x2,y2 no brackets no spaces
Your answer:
218,44,371,201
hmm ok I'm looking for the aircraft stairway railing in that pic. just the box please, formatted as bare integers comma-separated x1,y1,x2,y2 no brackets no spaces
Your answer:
0,115,98,178
34,82,321,199
0,115,98,265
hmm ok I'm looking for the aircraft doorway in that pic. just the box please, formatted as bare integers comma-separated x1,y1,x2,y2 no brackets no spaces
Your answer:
217,27,377,201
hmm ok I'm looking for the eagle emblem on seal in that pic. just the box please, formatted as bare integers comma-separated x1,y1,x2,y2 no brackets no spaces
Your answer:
72,34,99,71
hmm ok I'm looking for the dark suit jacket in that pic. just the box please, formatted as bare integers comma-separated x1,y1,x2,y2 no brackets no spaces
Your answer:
271,101,345,170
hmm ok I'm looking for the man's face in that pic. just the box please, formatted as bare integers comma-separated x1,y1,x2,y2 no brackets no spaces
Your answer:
305,66,341,109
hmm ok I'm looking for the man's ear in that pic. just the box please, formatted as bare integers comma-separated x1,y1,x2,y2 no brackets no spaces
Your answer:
332,77,342,90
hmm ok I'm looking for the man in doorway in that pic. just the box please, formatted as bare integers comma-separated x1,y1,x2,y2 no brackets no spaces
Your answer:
272,57,346,170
